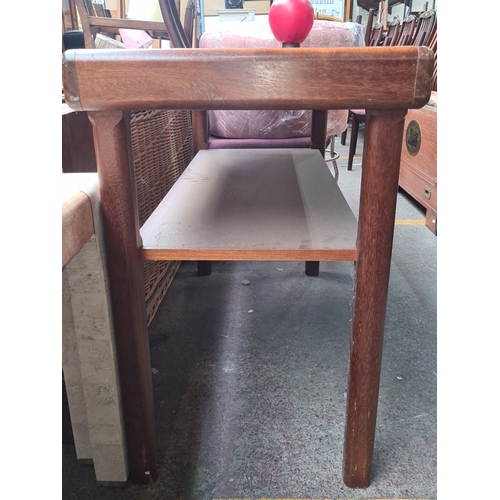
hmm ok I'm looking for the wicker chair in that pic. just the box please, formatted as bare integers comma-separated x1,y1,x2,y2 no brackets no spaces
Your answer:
63,4,195,324
198,20,364,153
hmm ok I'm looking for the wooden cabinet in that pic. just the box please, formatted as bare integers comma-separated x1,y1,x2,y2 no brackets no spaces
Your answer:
399,104,437,234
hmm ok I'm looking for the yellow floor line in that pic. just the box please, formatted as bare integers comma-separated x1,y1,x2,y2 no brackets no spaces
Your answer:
337,155,362,160
395,219,426,226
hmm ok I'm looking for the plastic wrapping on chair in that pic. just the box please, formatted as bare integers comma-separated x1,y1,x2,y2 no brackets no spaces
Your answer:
201,20,364,49
208,109,349,140
199,20,364,141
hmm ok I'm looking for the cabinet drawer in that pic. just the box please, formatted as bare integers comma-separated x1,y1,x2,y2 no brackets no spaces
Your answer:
399,164,437,213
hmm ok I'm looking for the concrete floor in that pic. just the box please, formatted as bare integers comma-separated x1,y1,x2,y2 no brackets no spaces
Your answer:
62,125,437,499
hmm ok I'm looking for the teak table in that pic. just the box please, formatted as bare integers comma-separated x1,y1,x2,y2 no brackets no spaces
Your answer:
62,46,434,488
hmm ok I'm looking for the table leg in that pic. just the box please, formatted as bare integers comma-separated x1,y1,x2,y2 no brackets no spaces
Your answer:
343,109,407,488
192,111,212,277
88,111,157,484
306,110,329,277
347,113,359,171
198,261,212,276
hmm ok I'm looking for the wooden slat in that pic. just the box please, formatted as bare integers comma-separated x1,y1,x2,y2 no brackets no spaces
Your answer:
92,3,106,17
140,149,358,262
88,17,167,32
68,0,79,30
62,47,434,112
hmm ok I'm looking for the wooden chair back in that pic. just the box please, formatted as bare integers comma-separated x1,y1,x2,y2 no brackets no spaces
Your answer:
396,14,417,45
413,10,437,47
183,0,197,48
382,19,400,46
368,23,384,46
158,0,191,48
74,0,169,48
429,28,437,91
62,0,80,32
91,2,109,18
419,15,438,91
364,9,375,46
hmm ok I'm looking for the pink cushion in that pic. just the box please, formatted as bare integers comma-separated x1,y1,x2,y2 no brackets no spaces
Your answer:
207,109,349,140
200,20,363,49
118,29,153,49
199,21,364,140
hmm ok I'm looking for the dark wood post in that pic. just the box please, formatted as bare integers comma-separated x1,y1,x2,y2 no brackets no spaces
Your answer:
347,113,360,171
88,110,158,484
306,109,329,277
191,110,208,156
191,109,212,276
343,109,407,488
311,109,328,157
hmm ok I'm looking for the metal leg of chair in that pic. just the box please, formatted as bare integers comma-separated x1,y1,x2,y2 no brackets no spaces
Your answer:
332,158,339,182
326,135,340,182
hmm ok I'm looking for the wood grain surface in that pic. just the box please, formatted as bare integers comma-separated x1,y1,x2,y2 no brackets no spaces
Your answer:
62,47,434,112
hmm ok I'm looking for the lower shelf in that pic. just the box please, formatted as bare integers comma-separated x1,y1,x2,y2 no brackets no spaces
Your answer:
140,149,358,261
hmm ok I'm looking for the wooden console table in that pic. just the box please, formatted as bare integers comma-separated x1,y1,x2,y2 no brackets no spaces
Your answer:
62,46,434,488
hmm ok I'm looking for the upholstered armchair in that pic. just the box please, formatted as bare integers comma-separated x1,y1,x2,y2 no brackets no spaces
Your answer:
198,20,364,152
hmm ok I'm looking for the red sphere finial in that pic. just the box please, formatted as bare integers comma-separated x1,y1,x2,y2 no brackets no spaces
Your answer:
269,0,314,47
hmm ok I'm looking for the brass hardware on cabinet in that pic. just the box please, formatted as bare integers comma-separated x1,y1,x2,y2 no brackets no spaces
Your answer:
405,120,421,156
423,187,431,199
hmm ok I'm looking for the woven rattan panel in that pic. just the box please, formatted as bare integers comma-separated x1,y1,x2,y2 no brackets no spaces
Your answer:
128,109,193,325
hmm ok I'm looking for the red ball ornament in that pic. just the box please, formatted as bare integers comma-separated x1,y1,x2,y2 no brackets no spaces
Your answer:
269,0,314,47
